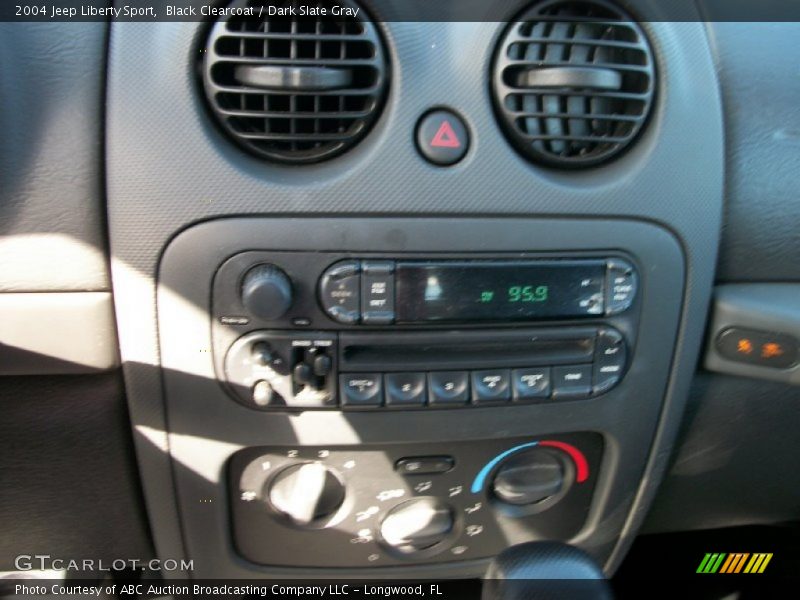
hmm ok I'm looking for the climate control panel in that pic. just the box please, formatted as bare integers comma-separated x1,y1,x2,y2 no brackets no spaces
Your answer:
229,433,602,567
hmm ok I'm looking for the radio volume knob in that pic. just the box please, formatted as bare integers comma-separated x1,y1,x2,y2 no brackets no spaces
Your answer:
241,264,293,320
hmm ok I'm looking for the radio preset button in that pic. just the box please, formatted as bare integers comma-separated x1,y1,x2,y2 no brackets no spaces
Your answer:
361,261,395,325
385,372,427,406
428,371,469,406
552,365,592,399
605,259,638,315
319,260,361,324
340,373,383,407
512,367,551,400
471,369,511,404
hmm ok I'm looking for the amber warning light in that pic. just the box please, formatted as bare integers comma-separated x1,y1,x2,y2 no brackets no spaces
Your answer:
717,327,798,369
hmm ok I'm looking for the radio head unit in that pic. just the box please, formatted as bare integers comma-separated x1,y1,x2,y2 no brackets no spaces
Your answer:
395,260,606,322
211,252,639,411
319,258,637,326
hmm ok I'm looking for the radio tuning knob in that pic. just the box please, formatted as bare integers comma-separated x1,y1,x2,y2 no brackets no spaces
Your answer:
241,264,293,320
267,463,346,527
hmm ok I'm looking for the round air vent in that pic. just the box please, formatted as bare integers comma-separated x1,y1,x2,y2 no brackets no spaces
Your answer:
492,0,655,168
203,0,388,164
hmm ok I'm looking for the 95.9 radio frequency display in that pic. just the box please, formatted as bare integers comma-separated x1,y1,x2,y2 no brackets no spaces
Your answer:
394,260,606,322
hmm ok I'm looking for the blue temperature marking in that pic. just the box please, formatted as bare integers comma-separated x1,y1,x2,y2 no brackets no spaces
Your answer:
470,441,539,494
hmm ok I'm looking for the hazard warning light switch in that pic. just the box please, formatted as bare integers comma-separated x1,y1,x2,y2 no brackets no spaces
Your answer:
415,109,469,166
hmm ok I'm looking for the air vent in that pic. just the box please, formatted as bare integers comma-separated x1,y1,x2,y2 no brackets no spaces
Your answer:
492,0,655,168
203,0,388,164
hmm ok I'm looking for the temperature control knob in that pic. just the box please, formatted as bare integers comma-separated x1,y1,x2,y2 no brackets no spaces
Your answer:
241,264,293,320
379,498,454,554
492,448,567,506
268,463,346,527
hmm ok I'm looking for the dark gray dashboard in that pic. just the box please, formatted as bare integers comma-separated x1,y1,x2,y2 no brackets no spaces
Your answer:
3,0,800,583
106,6,722,578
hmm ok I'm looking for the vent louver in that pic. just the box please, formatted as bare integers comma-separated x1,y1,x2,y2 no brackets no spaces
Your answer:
492,0,655,168
203,0,388,164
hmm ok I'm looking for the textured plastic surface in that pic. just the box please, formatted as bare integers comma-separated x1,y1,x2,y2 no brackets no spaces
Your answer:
107,11,722,578
708,22,800,282
643,373,800,534
0,292,119,375
0,371,153,570
0,20,147,570
0,22,109,292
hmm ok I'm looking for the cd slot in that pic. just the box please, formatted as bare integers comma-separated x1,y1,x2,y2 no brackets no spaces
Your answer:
339,328,597,372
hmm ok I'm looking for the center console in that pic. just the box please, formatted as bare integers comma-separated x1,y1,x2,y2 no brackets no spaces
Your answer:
156,216,686,577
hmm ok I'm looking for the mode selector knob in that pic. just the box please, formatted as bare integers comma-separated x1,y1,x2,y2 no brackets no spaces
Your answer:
241,264,293,320
379,498,454,554
492,448,567,506
268,463,346,527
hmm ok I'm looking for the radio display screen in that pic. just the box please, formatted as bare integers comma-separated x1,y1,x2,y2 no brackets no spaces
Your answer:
395,260,606,322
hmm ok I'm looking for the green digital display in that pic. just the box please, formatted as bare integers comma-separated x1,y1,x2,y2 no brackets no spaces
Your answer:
479,286,549,303
507,285,549,303
395,260,606,322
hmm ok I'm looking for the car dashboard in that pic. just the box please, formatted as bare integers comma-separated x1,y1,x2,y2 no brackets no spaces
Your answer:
1,0,800,592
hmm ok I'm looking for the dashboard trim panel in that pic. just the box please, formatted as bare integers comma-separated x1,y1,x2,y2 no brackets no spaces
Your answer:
157,216,685,577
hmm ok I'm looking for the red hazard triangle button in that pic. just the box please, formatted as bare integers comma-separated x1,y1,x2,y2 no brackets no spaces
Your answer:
416,110,469,165
430,121,461,148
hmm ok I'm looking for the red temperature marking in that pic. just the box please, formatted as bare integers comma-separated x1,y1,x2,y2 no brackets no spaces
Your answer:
539,440,590,483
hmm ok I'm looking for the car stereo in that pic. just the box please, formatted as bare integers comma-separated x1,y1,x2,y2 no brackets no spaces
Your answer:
211,251,639,411
319,258,636,325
